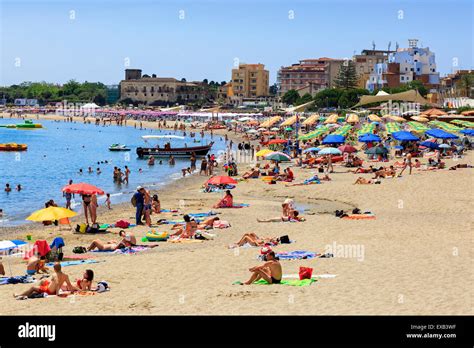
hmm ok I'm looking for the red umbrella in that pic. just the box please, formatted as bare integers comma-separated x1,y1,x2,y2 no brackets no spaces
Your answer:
268,139,288,145
206,176,237,186
62,183,105,195
338,145,357,153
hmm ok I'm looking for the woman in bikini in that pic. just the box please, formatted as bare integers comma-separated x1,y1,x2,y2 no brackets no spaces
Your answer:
82,194,92,224
170,215,197,239
90,194,98,224
74,269,94,291
354,177,373,184
229,233,279,248
213,190,233,208
197,216,220,229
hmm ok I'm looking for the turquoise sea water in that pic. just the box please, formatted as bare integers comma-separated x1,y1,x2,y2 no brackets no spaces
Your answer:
0,119,227,226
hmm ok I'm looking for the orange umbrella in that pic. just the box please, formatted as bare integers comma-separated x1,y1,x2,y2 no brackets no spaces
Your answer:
62,183,104,195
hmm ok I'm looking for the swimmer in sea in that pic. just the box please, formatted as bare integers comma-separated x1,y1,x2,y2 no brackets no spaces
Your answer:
5,184,11,192
16,184,22,191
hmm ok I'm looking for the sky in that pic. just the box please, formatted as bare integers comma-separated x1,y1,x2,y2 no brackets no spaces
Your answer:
1,0,473,86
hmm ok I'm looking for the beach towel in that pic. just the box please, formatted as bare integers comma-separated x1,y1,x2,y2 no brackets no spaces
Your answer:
275,250,318,260
50,237,65,250
342,214,376,220
46,259,101,267
167,239,204,244
233,279,315,286
283,274,337,279
158,218,204,225
63,255,93,260
0,275,35,285
160,209,179,213
218,203,249,209
91,246,151,254
213,220,230,229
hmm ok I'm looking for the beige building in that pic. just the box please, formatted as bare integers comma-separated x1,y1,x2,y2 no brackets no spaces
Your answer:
231,64,269,98
277,58,344,95
120,69,206,105
353,49,394,89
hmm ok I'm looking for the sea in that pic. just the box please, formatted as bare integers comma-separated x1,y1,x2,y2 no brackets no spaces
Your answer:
0,118,228,226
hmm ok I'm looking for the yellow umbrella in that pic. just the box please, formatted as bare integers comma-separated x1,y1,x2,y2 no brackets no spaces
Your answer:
324,114,339,124
255,149,273,157
346,113,359,123
411,116,429,123
26,206,77,222
368,114,382,122
388,115,406,122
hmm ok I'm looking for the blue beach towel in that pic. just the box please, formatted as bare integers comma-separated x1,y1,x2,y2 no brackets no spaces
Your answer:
46,259,101,267
0,275,35,285
276,250,318,260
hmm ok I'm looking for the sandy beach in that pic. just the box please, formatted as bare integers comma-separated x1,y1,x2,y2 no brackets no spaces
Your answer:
0,113,472,315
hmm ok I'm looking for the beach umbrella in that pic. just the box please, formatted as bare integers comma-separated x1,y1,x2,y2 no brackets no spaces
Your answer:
62,183,105,195
411,116,429,123
393,145,404,150
419,141,439,149
425,129,459,139
257,127,266,131
324,114,339,124
238,117,253,122
267,139,288,145
246,129,258,134
265,152,292,162
438,144,451,149
338,145,357,153
346,114,359,123
255,149,273,157
387,115,407,122
303,147,320,153
358,133,381,143
206,176,238,186
318,147,342,155
365,147,388,155
391,131,420,141
460,129,474,136
368,114,382,122
322,134,345,144
26,206,77,222
270,127,279,131
284,127,293,131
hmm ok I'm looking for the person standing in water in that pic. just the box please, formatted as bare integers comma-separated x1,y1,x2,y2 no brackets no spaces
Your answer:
123,166,130,184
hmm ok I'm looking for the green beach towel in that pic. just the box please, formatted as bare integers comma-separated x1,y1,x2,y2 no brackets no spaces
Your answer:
233,279,315,286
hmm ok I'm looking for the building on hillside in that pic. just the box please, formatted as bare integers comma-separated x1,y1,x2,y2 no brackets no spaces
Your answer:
120,69,207,106
353,49,394,88
366,39,440,92
231,64,269,98
217,82,233,100
440,70,474,97
277,58,344,96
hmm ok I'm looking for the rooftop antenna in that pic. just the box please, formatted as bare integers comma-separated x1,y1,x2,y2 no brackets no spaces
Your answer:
388,41,392,52
395,41,399,51
372,40,376,51
408,39,418,48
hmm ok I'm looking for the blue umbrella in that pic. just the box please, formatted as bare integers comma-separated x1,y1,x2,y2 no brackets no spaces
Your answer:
365,147,388,154
358,133,381,143
460,129,474,136
322,134,345,144
419,141,439,149
393,145,404,150
318,147,342,155
303,147,320,153
391,131,420,141
438,144,451,149
425,128,459,139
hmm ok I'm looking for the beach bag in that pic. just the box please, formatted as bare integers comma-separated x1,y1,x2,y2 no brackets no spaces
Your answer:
115,220,130,229
299,267,313,280
279,235,290,244
131,195,137,207
87,225,99,234
73,246,87,254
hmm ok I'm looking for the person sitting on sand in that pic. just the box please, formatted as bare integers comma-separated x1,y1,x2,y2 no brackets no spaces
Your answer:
26,254,47,276
257,210,305,223
242,167,260,179
14,263,78,299
170,214,197,239
244,251,282,285
118,230,136,247
74,269,94,291
152,194,161,213
213,190,233,208
228,233,279,249
0,259,5,276
197,216,220,229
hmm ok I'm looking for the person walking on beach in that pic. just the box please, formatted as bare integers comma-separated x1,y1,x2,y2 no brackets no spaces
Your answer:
200,157,208,175
64,180,73,210
143,188,152,227
190,152,196,172
398,153,413,176
91,194,98,224
132,186,145,225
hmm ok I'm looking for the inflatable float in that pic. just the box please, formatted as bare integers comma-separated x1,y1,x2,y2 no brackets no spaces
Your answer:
16,120,43,129
145,231,169,242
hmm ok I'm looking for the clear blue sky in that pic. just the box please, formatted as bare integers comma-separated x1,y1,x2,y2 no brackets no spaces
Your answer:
1,0,472,86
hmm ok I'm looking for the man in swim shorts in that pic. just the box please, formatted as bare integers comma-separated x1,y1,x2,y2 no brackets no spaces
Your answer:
244,251,282,285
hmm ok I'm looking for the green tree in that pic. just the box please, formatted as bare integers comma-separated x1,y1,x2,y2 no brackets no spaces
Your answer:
334,61,359,90
457,74,474,98
282,89,299,105
269,83,278,96
295,93,313,106
313,89,344,108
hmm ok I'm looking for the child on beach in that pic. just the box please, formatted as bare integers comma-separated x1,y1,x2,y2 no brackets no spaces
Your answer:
105,193,111,209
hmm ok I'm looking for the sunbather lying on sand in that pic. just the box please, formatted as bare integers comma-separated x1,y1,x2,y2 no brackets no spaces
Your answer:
228,233,279,248
14,263,78,299
349,166,375,174
449,163,474,170
170,214,198,239
354,177,374,184
242,168,260,179
257,210,305,222
197,216,220,229
87,239,121,251
286,174,321,186
372,165,396,179
243,251,282,285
